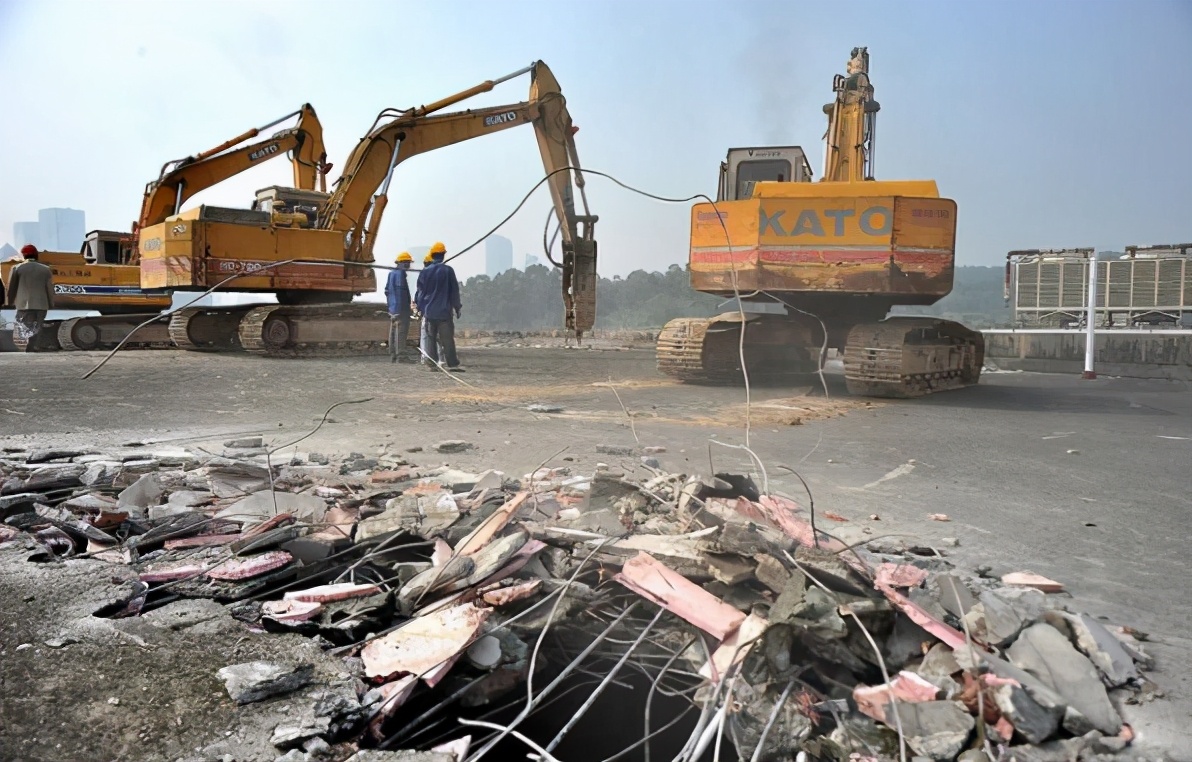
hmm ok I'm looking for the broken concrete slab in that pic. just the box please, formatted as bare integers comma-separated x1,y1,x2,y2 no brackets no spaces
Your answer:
166,490,215,510
752,553,791,593
1002,571,1065,593
0,492,41,516
894,700,975,760
614,551,745,640
1045,611,1140,687
61,493,119,513
1008,622,1122,735
965,587,1048,646
270,718,330,749
217,661,314,704
991,680,1062,745
935,573,977,618
225,436,265,449
284,583,381,603
216,490,328,525
27,448,89,464
21,463,85,492
361,603,490,681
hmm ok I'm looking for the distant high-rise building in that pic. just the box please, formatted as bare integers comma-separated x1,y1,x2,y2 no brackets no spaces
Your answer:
38,208,85,252
0,243,18,261
524,253,541,269
485,235,513,278
13,222,39,249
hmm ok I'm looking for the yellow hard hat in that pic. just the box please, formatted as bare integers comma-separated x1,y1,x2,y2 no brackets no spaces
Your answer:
423,253,434,264
429,241,447,256
396,251,412,263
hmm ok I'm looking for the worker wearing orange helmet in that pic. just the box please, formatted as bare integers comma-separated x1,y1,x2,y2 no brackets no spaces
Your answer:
415,241,463,371
385,251,415,363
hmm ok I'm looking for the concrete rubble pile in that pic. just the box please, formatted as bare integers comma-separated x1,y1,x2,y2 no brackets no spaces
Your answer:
0,439,1162,761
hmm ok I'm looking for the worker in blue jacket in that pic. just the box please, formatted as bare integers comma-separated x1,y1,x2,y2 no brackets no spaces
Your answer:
415,241,463,372
385,251,415,363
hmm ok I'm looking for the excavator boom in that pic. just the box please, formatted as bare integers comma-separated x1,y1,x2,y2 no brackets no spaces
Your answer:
320,61,597,333
137,104,329,237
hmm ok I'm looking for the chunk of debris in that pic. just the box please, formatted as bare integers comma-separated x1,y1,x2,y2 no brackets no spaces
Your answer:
224,436,265,449
854,670,942,725
1008,623,1123,735
206,550,293,581
1001,571,1065,593
216,490,327,525
895,701,975,759
217,661,313,704
361,603,489,682
434,440,473,454
875,562,929,589
614,552,745,639
595,444,635,456
1045,611,1140,686
284,583,382,603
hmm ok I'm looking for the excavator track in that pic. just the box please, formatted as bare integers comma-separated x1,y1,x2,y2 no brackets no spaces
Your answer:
657,312,818,384
56,315,174,352
168,305,264,352
843,317,984,398
238,303,413,358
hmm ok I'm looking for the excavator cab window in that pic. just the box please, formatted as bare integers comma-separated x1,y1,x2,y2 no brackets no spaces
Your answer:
99,239,123,265
735,159,792,200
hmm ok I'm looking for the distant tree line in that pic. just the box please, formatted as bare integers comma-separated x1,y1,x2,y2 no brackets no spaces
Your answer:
458,264,1013,332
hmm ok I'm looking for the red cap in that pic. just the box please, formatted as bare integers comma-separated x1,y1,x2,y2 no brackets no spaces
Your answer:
20,244,37,256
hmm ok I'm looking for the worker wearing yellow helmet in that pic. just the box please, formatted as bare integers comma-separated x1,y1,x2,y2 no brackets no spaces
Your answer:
385,251,415,363
414,241,464,371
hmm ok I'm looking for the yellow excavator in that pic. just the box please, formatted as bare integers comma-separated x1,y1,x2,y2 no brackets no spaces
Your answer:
1,105,332,351
152,60,597,356
656,47,983,397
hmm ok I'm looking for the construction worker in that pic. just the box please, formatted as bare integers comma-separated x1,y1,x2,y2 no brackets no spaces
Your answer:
385,251,415,363
415,241,463,371
415,252,435,366
6,245,54,352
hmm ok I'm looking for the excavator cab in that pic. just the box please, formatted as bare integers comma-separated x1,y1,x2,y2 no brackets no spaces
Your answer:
717,147,813,202
81,230,136,265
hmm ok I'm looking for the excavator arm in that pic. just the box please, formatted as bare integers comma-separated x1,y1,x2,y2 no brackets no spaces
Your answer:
321,61,598,335
137,104,330,235
821,47,879,183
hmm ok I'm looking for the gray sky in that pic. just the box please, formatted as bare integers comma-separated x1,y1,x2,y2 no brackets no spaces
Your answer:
1,0,1189,283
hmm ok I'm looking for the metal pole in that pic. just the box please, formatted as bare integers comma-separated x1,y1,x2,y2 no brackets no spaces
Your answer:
1082,253,1098,379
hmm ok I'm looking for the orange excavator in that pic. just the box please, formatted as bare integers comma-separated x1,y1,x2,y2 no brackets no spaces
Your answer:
0,105,332,351
656,47,983,397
